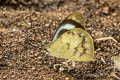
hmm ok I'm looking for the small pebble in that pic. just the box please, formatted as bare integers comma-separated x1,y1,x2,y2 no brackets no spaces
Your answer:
102,7,109,14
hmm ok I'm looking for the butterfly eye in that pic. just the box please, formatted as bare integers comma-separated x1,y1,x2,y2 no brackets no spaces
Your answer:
44,44,50,51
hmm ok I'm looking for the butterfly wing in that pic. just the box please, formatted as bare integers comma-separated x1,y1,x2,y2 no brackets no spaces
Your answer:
49,28,94,62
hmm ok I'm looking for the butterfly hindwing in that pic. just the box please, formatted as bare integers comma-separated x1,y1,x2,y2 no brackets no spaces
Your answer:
49,28,94,62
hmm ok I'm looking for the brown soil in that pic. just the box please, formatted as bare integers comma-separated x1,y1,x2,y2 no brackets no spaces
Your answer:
0,0,120,80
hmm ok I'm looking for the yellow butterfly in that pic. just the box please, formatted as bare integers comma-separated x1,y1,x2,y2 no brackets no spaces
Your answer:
46,12,94,62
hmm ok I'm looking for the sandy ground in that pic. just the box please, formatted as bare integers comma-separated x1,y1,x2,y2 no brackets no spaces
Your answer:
0,0,120,80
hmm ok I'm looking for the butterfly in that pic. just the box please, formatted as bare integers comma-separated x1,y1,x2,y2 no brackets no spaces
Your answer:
46,12,94,62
